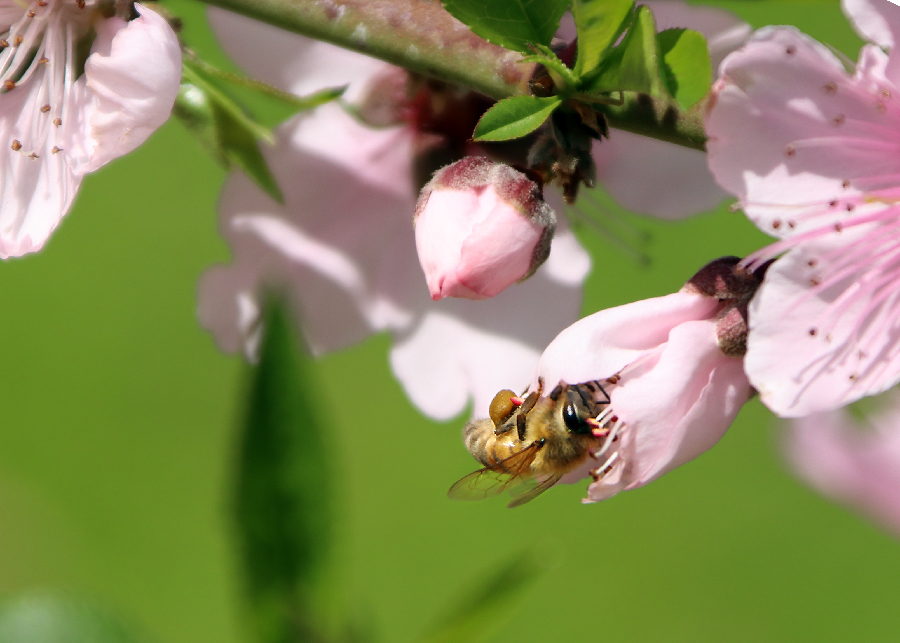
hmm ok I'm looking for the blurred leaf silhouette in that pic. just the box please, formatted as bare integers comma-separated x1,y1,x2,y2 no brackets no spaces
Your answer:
234,298,334,643
418,552,540,643
0,595,143,643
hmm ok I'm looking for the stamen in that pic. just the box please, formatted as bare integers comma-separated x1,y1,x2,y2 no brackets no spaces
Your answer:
10,140,21,151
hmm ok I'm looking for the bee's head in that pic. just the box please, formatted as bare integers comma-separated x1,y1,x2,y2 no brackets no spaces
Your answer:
560,387,596,435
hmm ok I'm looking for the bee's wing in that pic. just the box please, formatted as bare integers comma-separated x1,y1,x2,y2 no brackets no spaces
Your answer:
447,442,540,502
506,472,563,508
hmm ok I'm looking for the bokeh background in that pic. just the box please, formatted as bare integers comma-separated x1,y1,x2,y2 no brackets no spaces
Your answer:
1,1,897,641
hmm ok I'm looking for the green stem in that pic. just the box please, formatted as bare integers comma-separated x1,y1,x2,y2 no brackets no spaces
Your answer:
191,0,708,149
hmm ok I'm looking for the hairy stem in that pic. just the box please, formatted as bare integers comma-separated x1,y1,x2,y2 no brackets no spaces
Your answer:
194,0,708,149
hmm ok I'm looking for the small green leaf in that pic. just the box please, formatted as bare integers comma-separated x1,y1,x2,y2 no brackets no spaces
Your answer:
441,0,568,53
583,5,661,96
473,95,562,141
186,55,346,112
658,28,712,110
0,595,142,643
521,44,578,89
572,0,635,77
176,62,283,203
418,553,541,643
235,299,333,643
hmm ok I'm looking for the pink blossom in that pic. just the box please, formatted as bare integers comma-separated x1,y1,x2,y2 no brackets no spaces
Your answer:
582,0,750,219
526,258,755,502
786,391,900,537
0,1,180,257
199,8,590,420
706,0,900,417
414,157,555,300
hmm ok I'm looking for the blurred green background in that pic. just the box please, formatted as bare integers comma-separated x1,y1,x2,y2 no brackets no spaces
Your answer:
1,1,898,641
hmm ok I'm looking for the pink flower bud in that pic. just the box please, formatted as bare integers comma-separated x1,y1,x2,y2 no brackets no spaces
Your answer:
413,157,556,300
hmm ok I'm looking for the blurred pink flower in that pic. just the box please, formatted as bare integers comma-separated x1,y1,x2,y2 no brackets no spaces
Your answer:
786,391,900,537
706,0,900,417
528,258,755,502
561,0,750,218
0,1,180,257
414,157,555,300
198,8,590,420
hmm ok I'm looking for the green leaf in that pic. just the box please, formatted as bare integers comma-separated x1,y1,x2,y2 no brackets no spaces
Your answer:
0,595,142,643
418,553,541,643
441,0,568,53
473,95,562,141
521,44,578,89
235,299,332,643
658,28,712,110
176,62,283,203
583,5,661,95
572,0,635,77
186,55,346,112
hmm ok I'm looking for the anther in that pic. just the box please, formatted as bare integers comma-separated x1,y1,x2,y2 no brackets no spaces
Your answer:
829,200,838,207
810,277,821,286
808,259,818,267
40,104,50,113
835,222,844,232
842,179,851,189
52,118,61,126
51,146,60,154
788,220,796,229
845,203,855,212
3,80,14,91
883,89,892,98
14,35,22,46
785,144,796,157
834,114,845,126
76,0,85,7
877,101,887,113
0,40,8,48
27,10,35,17
606,374,620,385
809,328,818,337
38,57,48,65
772,219,782,230
26,152,38,160
10,140,20,151
849,374,858,381
786,45,796,55
824,81,837,94
37,0,47,5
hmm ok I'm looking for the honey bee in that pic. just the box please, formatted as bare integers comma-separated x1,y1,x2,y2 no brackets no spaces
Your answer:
448,378,612,508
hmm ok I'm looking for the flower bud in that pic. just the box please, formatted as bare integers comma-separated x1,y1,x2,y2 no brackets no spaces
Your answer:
413,157,556,300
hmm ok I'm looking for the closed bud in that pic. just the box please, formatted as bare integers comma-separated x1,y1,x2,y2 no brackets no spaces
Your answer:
413,157,556,300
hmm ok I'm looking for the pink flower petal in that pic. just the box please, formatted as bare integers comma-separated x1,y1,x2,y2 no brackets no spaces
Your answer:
786,392,900,537
707,27,900,239
606,319,750,490
745,222,900,416
533,290,720,391
206,7,391,102
842,0,899,50
391,226,588,419
66,4,181,175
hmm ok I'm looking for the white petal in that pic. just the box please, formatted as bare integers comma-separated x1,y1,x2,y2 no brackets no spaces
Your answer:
65,5,181,175
0,66,80,257
198,105,418,356
206,7,392,102
594,131,728,219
